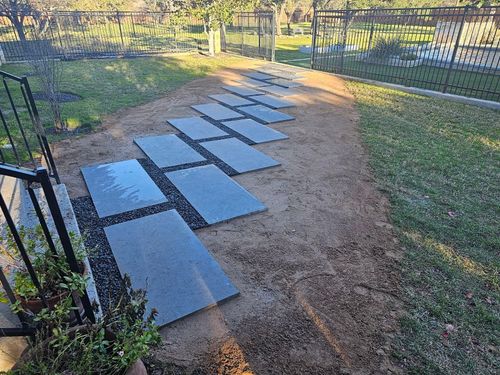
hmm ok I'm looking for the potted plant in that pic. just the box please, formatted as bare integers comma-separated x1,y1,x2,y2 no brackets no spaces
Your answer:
10,276,160,375
0,225,88,315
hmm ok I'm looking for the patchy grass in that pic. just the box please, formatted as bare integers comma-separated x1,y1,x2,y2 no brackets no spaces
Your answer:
2,53,244,131
348,82,500,374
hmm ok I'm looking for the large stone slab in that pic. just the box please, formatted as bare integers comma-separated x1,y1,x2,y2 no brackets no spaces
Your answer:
222,118,288,144
191,103,244,121
242,72,275,80
223,85,264,97
165,165,266,225
208,93,253,107
249,94,294,109
200,138,280,173
167,117,228,140
134,134,205,168
238,105,295,124
104,210,239,326
259,85,299,97
237,78,271,88
81,159,167,218
268,78,304,88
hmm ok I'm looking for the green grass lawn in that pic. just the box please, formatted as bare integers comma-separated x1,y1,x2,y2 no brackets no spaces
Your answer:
0,53,244,164
348,82,500,374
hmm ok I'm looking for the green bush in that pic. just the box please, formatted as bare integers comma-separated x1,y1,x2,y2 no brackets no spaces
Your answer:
370,37,403,59
399,52,418,61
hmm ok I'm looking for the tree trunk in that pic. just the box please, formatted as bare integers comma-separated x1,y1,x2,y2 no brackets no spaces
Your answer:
273,6,282,37
10,16,27,42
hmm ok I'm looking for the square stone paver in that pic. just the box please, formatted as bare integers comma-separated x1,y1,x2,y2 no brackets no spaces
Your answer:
200,138,280,173
242,72,275,80
165,165,266,225
223,85,264,97
208,93,253,107
259,85,299,97
238,105,295,124
104,210,239,326
222,118,288,144
167,117,228,140
191,103,244,121
134,134,205,168
249,94,294,109
81,159,167,218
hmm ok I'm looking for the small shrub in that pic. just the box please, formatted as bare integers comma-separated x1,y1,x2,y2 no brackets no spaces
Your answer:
400,52,418,61
370,37,403,59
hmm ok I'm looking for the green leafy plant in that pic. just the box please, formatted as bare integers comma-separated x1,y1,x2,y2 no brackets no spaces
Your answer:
0,225,88,306
370,37,403,59
10,276,161,375
399,52,418,61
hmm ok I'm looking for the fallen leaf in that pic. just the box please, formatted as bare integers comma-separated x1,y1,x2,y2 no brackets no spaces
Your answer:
465,291,473,299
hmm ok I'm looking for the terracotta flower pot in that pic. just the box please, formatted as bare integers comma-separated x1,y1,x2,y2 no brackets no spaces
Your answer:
16,262,87,315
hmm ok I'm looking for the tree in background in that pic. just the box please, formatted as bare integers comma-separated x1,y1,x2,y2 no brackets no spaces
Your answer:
0,0,34,41
260,0,285,35
283,0,306,35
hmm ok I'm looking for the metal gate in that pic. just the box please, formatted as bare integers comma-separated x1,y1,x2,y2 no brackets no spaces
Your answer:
311,6,500,102
221,12,275,61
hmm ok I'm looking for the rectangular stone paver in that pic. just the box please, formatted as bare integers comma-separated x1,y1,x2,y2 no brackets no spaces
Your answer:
81,159,167,218
208,93,253,107
222,118,288,144
104,210,239,326
165,165,266,225
223,85,264,97
167,117,228,140
191,103,244,121
242,72,275,80
249,94,294,109
201,138,280,173
259,85,299,97
237,78,271,88
134,134,205,168
238,105,295,124
268,78,304,88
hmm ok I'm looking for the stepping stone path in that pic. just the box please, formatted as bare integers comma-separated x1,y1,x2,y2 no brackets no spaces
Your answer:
134,134,205,168
81,66,302,325
239,104,295,124
223,85,264,97
105,209,239,326
248,94,294,109
191,103,244,121
167,117,228,140
81,159,167,218
201,138,280,173
208,93,253,107
166,165,266,225
222,118,288,143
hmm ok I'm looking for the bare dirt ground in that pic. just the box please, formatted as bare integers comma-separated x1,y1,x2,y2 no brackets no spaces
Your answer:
53,58,404,374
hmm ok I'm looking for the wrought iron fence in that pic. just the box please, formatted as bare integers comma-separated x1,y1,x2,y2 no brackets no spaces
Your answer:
311,6,500,102
0,11,207,62
0,71,59,182
221,12,275,61
0,165,95,337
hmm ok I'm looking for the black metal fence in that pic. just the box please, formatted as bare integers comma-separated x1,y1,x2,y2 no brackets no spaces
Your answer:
0,71,60,182
0,11,207,61
311,6,500,102
0,165,95,336
221,12,275,61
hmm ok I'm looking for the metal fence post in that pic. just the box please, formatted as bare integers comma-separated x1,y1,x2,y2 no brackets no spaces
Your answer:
271,12,276,61
117,11,125,49
442,6,468,93
310,11,319,68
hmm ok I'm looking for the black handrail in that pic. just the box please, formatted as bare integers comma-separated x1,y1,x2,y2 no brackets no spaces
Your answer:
0,71,60,183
